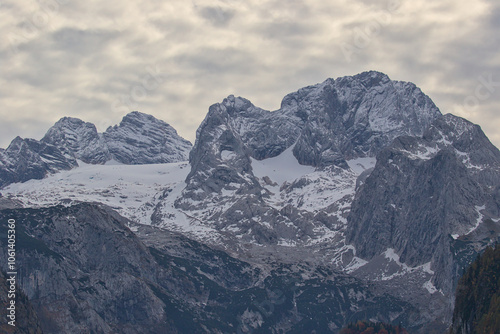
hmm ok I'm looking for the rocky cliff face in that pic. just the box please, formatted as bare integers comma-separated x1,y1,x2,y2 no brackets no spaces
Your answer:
0,137,77,188
0,271,44,334
0,203,248,333
0,112,192,189
42,117,110,164
171,71,441,247
103,111,192,165
347,114,500,285
344,114,500,328
0,204,169,333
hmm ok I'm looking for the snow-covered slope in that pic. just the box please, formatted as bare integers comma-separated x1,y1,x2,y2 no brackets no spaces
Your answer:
150,144,376,246
2,161,189,226
251,145,315,186
0,139,373,247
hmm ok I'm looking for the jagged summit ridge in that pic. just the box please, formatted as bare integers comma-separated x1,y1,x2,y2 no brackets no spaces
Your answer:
0,111,192,188
43,111,193,165
176,71,442,228
0,136,77,188
104,111,192,165
42,117,110,164
290,71,441,166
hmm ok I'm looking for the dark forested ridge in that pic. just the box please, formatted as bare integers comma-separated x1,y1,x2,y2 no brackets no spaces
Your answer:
339,321,408,334
450,244,500,334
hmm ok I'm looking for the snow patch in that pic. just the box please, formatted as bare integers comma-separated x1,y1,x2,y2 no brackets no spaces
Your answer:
423,280,438,294
220,150,237,161
400,145,439,161
251,145,315,186
466,205,486,235
455,150,485,170
347,157,376,175
378,249,435,281
422,262,434,275
277,239,298,247
384,248,402,264
345,257,369,274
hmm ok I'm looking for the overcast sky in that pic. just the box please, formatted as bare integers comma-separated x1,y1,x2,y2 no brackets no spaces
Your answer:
1,0,499,149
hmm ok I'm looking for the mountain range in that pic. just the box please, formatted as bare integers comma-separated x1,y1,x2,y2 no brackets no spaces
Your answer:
1,71,499,333
0,111,192,188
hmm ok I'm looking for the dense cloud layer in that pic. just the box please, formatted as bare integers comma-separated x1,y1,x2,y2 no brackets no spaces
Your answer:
1,0,499,147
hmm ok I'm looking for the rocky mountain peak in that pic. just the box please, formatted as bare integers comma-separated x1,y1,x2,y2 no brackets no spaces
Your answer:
104,111,192,165
168,72,446,258
0,136,77,188
424,114,500,165
184,72,442,192
42,116,110,164
117,110,163,127
5,136,25,152
353,70,391,83
220,95,255,115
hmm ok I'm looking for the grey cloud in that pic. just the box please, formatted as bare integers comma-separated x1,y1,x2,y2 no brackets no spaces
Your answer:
173,47,257,74
51,28,119,55
196,6,236,27
9,27,146,93
6,44,92,90
4,50,69,89
485,0,500,26
253,0,312,20
66,95,115,117
0,118,54,149
151,19,196,39
249,0,319,45
259,20,318,41
490,8,500,27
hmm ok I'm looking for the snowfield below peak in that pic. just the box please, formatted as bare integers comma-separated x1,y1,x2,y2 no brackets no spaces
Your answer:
2,161,190,225
251,146,316,186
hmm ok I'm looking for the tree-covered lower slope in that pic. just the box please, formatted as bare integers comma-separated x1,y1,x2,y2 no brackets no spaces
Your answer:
450,244,500,334
339,320,408,334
